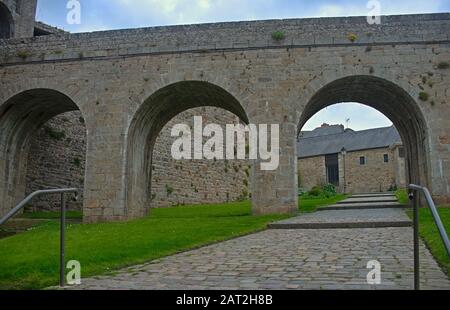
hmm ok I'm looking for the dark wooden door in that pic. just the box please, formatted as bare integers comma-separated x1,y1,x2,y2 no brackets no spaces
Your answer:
325,154,339,186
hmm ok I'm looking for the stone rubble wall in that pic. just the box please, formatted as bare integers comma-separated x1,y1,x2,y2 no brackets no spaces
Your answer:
1,13,449,65
25,107,251,212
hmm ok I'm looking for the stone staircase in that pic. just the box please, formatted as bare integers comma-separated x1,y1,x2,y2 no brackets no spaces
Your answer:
268,193,412,229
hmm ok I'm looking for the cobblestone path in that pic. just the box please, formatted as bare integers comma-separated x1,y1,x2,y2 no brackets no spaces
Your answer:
65,194,450,290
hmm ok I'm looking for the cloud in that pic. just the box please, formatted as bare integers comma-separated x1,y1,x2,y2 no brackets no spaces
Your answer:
302,103,393,131
38,0,448,33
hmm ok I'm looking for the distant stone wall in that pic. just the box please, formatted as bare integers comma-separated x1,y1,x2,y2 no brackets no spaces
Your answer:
26,107,251,211
298,147,405,194
340,148,397,193
298,156,326,190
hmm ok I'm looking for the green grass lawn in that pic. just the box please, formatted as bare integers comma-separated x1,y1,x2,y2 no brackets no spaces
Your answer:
299,194,347,213
0,196,345,290
396,189,409,204
0,201,289,290
407,207,450,278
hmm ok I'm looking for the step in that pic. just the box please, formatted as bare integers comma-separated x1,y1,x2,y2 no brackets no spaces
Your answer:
350,193,396,198
338,197,398,204
268,221,412,229
319,202,409,211
268,208,412,230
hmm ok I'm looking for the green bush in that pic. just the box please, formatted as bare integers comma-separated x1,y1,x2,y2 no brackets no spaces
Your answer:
388,184,398,192
323,184,337,196
43,126,66,141
301,184,337,199
419,92,429,102
271,31,286,41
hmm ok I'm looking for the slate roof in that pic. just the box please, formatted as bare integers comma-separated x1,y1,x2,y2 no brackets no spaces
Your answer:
298,125,402,158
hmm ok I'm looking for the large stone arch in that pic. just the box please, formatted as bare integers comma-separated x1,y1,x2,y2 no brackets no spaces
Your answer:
0,88,87,217
125,80,250,218
0,2,13,39
298,75,430,194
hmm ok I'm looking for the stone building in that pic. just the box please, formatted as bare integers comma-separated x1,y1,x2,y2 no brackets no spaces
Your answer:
298,124,406,194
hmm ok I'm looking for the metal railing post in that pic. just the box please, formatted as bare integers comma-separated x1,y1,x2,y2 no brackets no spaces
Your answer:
408,184,450,291
0,188,77,288
60,192,66,288
412,190,420,290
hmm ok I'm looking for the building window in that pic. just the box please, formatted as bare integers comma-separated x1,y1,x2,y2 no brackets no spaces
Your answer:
360,156,366,165
384,154,389,163
399,147,405,158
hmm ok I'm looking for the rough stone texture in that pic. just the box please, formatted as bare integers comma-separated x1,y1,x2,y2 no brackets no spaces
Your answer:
340,147,397,193
1,13,449,222
63,227,450,290
25,111,86,211
150,107,251,208
0,0,37,39
24,107,250,212
298,156,326,190
298,145,406,193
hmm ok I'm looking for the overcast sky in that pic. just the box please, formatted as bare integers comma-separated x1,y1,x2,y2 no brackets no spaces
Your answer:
36,0,449,131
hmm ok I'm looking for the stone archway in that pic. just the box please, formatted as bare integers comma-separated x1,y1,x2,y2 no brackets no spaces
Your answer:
0,2,13,39
0,89,86,217
125,81,250,219
298,75,429,194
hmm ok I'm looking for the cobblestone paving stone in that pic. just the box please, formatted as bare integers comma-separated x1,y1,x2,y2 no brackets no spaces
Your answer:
68,227,450,290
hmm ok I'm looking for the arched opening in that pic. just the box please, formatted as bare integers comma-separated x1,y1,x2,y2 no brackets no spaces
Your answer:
0,2,13,39
0,89,86,217
126,81,249,218
298,76,429,196
299,103,406,194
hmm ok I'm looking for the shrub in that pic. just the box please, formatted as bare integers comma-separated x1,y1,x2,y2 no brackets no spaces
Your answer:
43,126,66,141
323,184,337,197
347,33,358,43
308,186,323,197
73,157,82,168
17,51,33,60
419,92,429,102
271,31,286,41
301,184,337,199
165,185,174,196
388,184,398,192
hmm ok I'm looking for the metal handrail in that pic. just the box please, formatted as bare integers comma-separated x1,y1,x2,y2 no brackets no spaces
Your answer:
408,184,450,290
0,188,78,287
0,188,78,225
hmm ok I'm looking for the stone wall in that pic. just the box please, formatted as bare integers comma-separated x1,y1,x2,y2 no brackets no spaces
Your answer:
298,146,406,194
298,156,326,190
0,0,37,39
151,107,250,207
1,13,449,64
340,148,397,194
25,107,251,211
25,111,86,211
